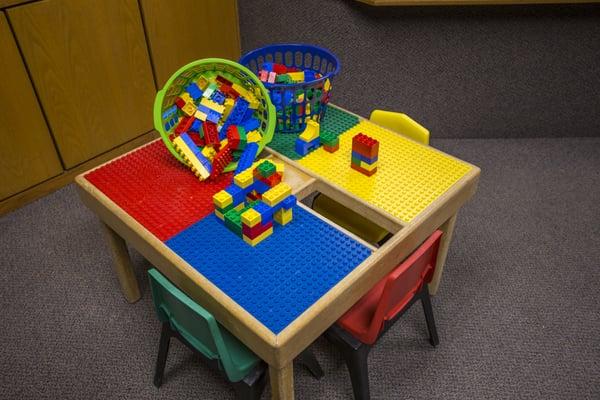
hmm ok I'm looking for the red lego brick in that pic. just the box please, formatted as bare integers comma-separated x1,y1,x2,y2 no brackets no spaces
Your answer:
203,121,220,149
211,143,233,178
216,75,233,86
323,143,339,153
174,116,194,134
273,63,287,74
188,132,205,147
352,133,379,159
84,140,232,241
174,97,186,109
242,221,273,239
220,85,239,99
260,171,282,188
226,125,240,149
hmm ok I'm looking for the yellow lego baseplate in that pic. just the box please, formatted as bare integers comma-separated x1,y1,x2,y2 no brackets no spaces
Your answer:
297,120,472,222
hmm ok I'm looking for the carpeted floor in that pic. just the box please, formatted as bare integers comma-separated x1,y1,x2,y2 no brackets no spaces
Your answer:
1,137,599,399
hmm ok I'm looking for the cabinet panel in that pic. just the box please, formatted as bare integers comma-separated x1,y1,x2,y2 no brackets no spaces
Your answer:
0,13,62,200
8,0,156,168
140,0,241,87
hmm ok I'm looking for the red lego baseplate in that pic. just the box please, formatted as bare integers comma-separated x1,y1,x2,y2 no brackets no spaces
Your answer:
85,140,232,241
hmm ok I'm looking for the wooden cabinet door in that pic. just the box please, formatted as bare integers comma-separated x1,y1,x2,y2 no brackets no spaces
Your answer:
8,0,156,168
140,0,241,87
0,13,62,200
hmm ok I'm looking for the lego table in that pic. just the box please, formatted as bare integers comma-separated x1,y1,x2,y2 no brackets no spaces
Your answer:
75,105,480,399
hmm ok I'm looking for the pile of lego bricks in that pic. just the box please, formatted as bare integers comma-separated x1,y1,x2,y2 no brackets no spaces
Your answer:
164,73,265,181
351,133,379,176
257,62,323,85
213,159,297,246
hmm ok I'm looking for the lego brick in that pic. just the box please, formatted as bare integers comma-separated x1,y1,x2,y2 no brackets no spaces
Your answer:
242,220,273,239
200,97,226,114
174,116,194,134
85,140,232,241
172,134,212,180
211,144,233,178
213,190,233,209
234,142,259,175
185,82,203,100
323,143,339,153
274,208,293,225
294,137,320,156
351,150,378,164
242,117,260,132
241,207,261,227
203,122,220,148
262,183,292,207
246,130,262,143
252,201,273,224
298,120,320,142
255,160,276,178
165,208,372,333
243,226,273,246
298,119,472,222
234,169,255,189
351,162,377,177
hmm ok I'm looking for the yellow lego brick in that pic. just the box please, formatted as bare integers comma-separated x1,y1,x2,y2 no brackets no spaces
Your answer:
196,76,209,89
179,93,193,103
243,227,273,247
213,190,233,209
324,78,331,92
234,203,245,212
223,98,235,119
297,119,472,222
182,103,197,117
172,136,210,181
274,208,293,225
215,210,224,220
262,182,292,207
194,109,207,121
305,102,311,115
234,169,255,189
360,160,378,171
299,120,320,142
287,71,305,82
220,138,229,148
200,98,225,114
232,83,250,99
202,146,216,161
241,208,261,227
247,130,262,143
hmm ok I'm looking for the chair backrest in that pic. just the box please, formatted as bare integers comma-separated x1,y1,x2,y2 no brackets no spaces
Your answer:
368,230,443,336
148,269,236,377
370,110,430,145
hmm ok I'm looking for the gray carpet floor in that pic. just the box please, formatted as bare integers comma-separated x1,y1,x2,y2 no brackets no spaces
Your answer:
1,137,599,399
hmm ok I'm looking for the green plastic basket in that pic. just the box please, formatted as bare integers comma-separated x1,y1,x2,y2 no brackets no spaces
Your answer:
153,58,276,172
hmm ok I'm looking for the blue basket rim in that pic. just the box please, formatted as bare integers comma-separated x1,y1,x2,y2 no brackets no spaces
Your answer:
239,43,341,89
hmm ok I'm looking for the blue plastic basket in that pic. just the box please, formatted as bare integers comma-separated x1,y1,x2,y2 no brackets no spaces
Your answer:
240,44,340,134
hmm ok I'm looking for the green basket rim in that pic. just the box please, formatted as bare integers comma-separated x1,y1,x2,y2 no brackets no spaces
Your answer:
153,58,276,172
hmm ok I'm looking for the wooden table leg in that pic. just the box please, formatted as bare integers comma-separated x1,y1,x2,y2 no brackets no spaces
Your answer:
100,222,141,303
270,362,294,400
429,213,458,296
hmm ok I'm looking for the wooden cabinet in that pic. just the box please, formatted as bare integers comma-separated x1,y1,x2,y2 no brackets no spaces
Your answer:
8,0,156,168
0,13,62,200
0,0,240,214
140,0,241,87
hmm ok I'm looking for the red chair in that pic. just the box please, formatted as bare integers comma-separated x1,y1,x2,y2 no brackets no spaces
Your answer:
326,230,443,400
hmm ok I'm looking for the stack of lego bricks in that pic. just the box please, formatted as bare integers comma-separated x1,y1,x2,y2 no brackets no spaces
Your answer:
351,133,379,176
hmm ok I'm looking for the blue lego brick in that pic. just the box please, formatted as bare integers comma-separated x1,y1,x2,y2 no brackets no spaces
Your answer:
180,133,212,171
294,137,320,156
162,105,177,120
224,184,245,205
206,110,222,124
242,107,254,122
234,142,259,174
304,70,316,81
351,151,378,164
211,90,226,105
251,178,271,195
165,207,372,334
281,195,296,209
228,98,249,125
252,201,273,224
261,62,274,72
185,83,203,100
190,119,202,132
242,117,260,132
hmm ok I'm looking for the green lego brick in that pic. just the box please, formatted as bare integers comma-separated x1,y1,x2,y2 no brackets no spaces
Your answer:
320,131,338,146
256,160,276,177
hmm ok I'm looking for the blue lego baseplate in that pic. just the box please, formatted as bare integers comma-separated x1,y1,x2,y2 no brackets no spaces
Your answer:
165,206,372,334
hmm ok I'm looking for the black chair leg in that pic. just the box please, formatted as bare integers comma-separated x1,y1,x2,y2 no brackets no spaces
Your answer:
326,325,372,400
297,349,324,379
421,287,439,347
232,363,267,400
154,322,172,388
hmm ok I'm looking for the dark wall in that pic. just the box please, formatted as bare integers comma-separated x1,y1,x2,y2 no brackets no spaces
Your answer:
238,1,600,138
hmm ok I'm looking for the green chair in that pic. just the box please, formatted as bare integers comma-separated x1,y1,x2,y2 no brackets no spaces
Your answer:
148,268,323,400
312,110,429,246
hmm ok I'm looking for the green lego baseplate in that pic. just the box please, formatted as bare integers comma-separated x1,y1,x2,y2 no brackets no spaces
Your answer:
267,105,360,160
